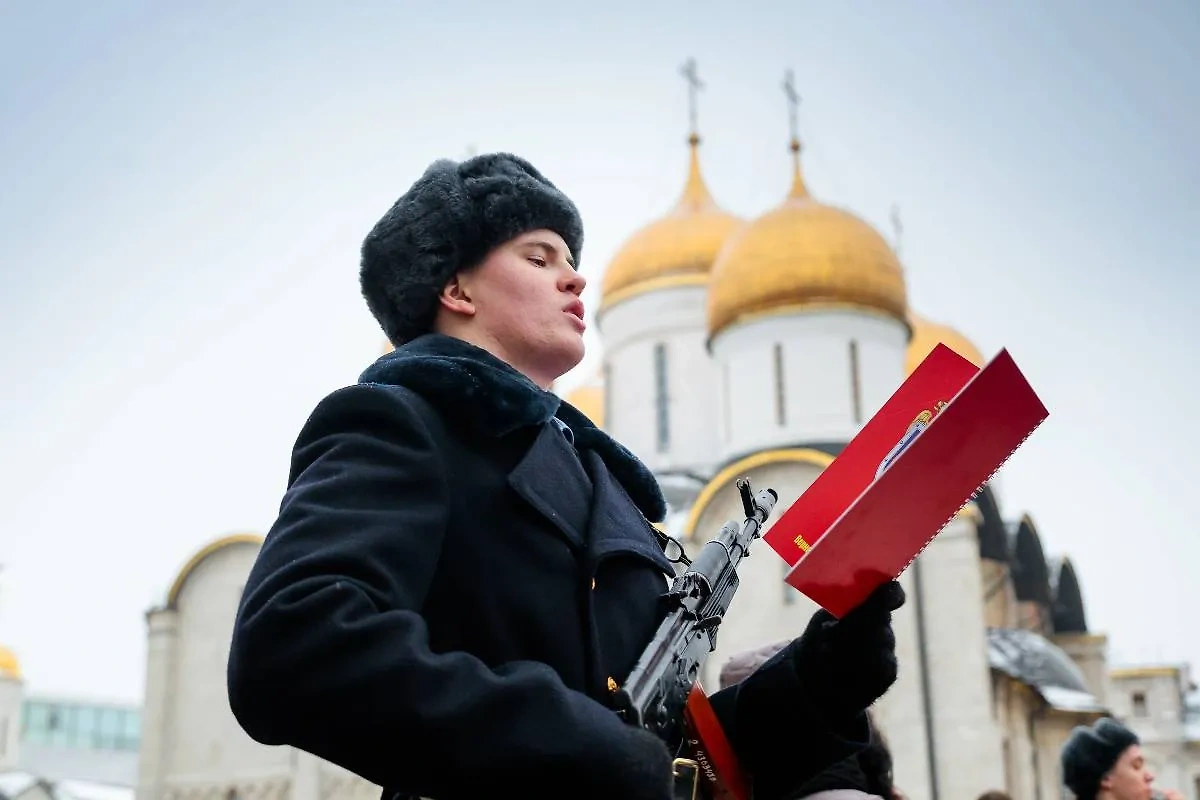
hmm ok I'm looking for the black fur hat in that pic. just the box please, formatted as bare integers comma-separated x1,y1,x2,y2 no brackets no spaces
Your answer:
1060,717,1140,799
360,153,585,346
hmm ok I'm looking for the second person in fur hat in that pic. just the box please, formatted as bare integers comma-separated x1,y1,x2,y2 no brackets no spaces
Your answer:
227,152,908,800
1060,717,1183,800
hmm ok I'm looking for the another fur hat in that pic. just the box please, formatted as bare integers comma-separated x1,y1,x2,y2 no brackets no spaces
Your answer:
360,152,584,346
718,639,790,689
1060,717,1140,800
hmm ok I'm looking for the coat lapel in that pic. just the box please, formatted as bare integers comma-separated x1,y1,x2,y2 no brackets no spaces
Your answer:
507,423,592,551
506,425,674,577
578,449,674,575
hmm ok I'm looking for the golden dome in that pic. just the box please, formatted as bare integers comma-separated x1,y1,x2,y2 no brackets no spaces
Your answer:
599,135,744,311
905,312,986,374
0,645,21,680
562,373,604,428
706,142,908,339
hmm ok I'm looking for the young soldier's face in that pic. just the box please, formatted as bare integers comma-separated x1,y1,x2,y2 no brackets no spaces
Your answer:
440,229,586,388
1101,744,1155,800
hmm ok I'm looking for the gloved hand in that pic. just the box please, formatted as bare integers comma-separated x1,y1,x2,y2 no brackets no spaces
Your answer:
787,579,906,721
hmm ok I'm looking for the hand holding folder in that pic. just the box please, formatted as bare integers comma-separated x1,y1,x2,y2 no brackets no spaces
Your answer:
764,344,1049,618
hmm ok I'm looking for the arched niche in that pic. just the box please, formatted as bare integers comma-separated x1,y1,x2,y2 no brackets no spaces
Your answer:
1050,557,1088,634
1010,514,1052,606
974,485,1010,562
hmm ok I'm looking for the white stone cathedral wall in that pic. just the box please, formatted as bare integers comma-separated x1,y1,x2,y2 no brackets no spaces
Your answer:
917,514,1006,798
0,676,22,770
872,513,1003,799
872,565,932,800
163,543,292,788
1112,674,1190,742
1054,635,1110,708
596,285,719,476
162,776,292,800
288,751,380,800
981,560,1015,629
16,785,54,800
709,310,907,463
138,610,178,800
317,761,382,800
1035,714,1086,800
998,680,1040,800
1185,752,1200,800
1017,600,1050,635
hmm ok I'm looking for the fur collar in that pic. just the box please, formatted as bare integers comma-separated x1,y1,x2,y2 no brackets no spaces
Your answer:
359,333,666,522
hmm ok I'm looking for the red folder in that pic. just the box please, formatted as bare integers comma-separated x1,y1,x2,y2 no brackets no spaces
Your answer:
766,344,1048,618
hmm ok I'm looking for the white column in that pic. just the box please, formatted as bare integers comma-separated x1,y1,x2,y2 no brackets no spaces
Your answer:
138,608,180,800
873,565,932,800
290,749,322,800
918,515,1005,798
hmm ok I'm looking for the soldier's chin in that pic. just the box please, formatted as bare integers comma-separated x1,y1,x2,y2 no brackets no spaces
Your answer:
553,335,586,376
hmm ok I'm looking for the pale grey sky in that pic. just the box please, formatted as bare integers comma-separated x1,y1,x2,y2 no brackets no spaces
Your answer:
1,0,1197,703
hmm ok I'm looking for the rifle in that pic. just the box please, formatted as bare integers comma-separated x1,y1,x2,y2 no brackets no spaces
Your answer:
611,478,779,800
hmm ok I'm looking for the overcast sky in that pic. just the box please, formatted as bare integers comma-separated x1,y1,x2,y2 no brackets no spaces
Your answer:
2,0,1197,704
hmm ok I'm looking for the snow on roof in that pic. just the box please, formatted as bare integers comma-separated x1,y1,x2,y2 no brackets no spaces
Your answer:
988,627,1105,713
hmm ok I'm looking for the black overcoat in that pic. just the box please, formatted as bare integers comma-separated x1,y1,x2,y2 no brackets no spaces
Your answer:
227,334,868,800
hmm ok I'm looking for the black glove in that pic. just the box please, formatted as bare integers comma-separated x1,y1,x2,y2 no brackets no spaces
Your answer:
580,725,675,800
787,579,906,721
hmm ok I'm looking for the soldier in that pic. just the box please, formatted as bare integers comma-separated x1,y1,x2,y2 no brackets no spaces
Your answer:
226,152,907,800
1061,717,1183,800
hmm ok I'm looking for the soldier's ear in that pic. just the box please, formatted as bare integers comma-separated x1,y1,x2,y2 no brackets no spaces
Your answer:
437,274,477,317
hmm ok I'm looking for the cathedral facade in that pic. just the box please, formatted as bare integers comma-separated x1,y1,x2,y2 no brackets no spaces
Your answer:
559,126,1117,800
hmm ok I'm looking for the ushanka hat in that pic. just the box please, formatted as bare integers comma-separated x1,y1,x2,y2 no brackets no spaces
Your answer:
360,152,584,346
1060,717,1140,800
718,640,790,689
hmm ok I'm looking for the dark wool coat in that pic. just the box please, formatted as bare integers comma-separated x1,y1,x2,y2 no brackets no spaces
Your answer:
226,333,869,800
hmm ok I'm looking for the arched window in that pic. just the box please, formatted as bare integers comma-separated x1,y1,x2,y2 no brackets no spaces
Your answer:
773,343,786,426
653,343,669,452
849,340,863,424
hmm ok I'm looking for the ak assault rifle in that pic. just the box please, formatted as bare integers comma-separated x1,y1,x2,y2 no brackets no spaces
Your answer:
611,478,779,800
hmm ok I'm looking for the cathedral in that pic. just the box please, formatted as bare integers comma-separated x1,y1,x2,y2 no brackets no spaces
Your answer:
554,115,1119,800
4,81,1197,800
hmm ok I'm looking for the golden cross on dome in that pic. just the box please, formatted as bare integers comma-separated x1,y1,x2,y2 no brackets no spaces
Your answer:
781,68,810,199
782,68,801,147
680,58,704,140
